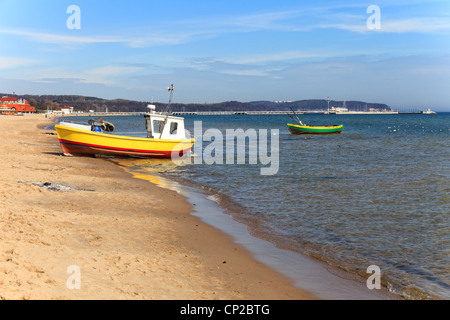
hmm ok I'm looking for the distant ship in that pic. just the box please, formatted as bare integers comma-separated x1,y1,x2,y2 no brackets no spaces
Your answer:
0,96,36,114
326,106,398,115
422,108,436,114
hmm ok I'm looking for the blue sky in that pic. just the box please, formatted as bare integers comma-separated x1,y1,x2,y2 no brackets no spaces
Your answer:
0,0,449,110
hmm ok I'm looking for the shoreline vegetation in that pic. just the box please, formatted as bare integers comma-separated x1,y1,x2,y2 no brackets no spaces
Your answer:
0,114,318,300
1,93,392,114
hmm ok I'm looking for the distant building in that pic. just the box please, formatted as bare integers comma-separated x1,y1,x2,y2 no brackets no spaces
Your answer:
0,96,36,114
58,106,74,114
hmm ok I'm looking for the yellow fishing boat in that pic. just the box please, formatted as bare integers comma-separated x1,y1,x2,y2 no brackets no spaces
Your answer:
55,120,194,158
55,85,195,158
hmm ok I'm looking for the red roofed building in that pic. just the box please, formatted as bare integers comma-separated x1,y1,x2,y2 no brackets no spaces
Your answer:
0,96,36,114
58,106,74,114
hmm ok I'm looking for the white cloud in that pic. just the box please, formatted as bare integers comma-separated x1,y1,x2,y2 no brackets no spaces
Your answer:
2,7,449,52
223,51,329,65
219,69,272,77
0,28,192,48
222,10,308,31
82,65,143,85
85,66,142,77
0,28,121,46
380,18,450,33
0,56,36,69
324,17,450,34
9,64,144,88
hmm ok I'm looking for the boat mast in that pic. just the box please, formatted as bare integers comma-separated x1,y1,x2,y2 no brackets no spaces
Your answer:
163,84,174,114
159,84,174,139
289,107,304,125
327,96,330,114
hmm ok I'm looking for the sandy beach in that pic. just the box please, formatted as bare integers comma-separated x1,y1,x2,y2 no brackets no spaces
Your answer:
0,114,316,300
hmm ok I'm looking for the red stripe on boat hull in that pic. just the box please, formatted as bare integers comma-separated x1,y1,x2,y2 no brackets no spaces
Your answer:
59,139,192,159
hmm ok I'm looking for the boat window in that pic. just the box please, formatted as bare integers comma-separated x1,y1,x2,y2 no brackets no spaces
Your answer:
153,120,164,133
170,122,178,135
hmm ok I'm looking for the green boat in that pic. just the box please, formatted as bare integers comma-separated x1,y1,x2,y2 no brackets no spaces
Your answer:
287,123,343,134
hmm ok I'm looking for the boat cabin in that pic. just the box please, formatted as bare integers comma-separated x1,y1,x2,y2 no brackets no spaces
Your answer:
144,104,187,140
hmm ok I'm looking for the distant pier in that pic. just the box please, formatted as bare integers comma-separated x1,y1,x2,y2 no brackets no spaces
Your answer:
398,111,425,114
56,112,147,117
171,110,324,115
57,110,322,116
54,109,435,117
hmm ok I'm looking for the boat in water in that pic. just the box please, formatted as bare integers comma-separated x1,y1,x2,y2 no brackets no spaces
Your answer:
422,108,436,114
287,109,343,134
55,85,195,158
287,123,344,134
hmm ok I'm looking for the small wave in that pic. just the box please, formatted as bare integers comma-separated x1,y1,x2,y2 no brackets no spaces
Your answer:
206,194,221,204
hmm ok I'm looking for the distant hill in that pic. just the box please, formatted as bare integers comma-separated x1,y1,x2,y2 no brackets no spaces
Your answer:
1,93,391,112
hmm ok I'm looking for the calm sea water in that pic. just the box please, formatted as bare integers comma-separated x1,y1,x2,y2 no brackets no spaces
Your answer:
63,113,449,299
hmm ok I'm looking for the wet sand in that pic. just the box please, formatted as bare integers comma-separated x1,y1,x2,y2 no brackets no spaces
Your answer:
0,114,316,300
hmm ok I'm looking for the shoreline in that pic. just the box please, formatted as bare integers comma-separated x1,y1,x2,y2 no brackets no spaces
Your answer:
0,114,317,300
120,163,399,300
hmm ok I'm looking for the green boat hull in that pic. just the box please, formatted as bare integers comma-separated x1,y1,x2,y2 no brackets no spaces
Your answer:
287,123,343,134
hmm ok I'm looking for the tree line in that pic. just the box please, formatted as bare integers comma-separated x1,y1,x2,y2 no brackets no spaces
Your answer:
1,93,391,113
